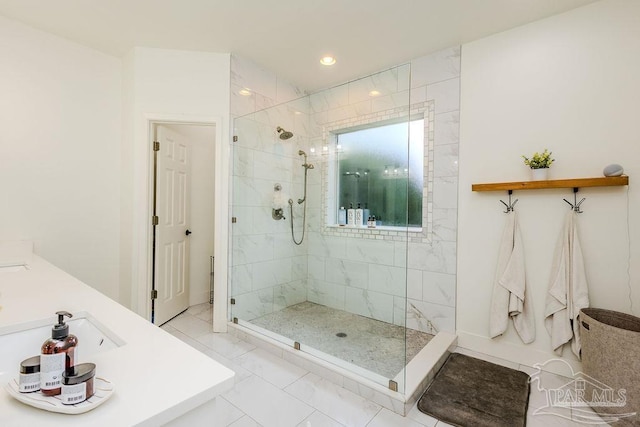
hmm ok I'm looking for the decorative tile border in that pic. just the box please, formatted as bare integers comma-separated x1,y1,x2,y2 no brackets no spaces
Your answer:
319,101,435,243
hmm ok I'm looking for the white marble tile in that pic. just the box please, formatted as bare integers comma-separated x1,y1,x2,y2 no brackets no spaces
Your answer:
231,264,253,296
325,258,369,289
255,92,276,113
407,241,456,274
252,258,293,290
407,269,423,300
229,415,262,427
230,54,277,101
433,144,458,178
285,373,381,427
406,402,439,427
310,84,349,113
431,208,457,243
406,300,455,334
410,47,461,88
426,78,460,114
236,348,308,389
344,238,395,266
163,326,213,354
307,279,346,311
197,332,257,359
292,255,308,280
297,410,345,427
233,146,254,178
393,296,407,327
371,91,410,113
422,271,456,308
308,255,325,281
232,176,263,207
368,264,407,297
230,288,274,321
231,83,257,117
233,234,275,265
282,351,345,388
273,281,307,311
342,377,405,416
307,233,347,259
167,313,212,337
209,396,246,426
349,68,399,104
345,287,394,323
433,111,459,146
368,408,428,427
432,176,458,210
225,375,314,427
232,205,254,236
204,347,254,384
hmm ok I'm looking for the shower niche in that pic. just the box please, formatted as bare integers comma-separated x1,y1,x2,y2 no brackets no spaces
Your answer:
229,50,460,413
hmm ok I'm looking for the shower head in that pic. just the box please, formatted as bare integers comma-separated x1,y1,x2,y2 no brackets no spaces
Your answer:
277,126,294,140
298,150,306,156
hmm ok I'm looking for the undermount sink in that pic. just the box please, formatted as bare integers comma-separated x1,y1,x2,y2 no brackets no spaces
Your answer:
0,312,125,385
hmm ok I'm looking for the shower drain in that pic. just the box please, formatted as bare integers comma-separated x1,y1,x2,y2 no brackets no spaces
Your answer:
336,332,347,338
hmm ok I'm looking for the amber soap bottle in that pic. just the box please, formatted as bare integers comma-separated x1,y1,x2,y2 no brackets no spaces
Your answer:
40,311,78,396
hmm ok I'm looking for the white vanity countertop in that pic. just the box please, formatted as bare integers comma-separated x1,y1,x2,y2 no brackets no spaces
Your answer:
0,255,235,426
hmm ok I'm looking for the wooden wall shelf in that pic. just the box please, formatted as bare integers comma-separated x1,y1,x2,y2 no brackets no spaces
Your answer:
472,176,629,192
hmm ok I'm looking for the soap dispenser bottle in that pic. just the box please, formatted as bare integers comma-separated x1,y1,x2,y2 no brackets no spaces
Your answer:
41,311,78,396
347,203,355,226
355,203,364,227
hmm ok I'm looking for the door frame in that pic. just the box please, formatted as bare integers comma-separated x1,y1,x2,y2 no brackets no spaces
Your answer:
135,113,229,332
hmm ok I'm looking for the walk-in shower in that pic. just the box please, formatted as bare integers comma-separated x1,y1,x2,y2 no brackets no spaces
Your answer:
230,58,459,412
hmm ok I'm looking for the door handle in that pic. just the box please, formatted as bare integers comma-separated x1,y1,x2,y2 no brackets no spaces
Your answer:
185,229,192,236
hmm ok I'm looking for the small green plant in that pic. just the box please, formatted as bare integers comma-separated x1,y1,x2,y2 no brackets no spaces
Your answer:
522,149,554,169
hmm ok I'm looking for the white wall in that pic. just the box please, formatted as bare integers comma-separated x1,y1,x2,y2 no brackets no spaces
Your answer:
458,0,640,371
121,47,230,319
0,15,122,300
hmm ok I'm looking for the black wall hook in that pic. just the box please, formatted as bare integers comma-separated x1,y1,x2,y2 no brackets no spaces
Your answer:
500,190,518,213
563,187,585,213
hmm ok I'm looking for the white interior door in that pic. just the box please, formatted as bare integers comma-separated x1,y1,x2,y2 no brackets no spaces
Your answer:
154,125,191,325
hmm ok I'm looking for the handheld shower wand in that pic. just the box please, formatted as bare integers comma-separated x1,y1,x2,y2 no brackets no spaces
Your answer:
289,150,314,245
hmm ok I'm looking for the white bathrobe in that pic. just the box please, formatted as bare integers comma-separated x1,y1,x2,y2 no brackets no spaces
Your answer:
544,210,590,358
490,212,536,344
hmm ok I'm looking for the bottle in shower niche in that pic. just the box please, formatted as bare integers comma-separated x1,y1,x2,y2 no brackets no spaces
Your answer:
363,204,370,226
347,203,355,226
338,206,347,226
355,203,364,227
41,311,78,396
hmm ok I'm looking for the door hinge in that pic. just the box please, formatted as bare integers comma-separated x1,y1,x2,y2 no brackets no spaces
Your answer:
151,289,158,300
230,298,236,305
152,215,159,226
153,141,160,151
233,136,238,143
231,217,237,223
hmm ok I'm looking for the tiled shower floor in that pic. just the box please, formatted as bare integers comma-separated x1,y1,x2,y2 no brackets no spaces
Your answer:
249,301,433,379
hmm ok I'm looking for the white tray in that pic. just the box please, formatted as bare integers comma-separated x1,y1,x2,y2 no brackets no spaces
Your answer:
4,377,114,414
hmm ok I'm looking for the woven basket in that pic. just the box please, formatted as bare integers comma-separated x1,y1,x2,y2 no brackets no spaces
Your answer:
580,308,640,426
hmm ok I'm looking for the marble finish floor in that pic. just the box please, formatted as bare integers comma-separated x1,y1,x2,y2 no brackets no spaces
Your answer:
249,301,432,379
162,303,608,427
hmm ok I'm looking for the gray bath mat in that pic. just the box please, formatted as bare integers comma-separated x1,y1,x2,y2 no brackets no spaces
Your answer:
418,353,530,427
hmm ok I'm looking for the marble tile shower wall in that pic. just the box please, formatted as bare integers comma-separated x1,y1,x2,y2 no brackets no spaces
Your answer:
305,47,460,334
229,48,460,335
230,55,312,321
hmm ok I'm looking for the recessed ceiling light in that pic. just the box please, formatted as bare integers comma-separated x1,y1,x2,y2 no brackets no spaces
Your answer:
320,56,336,66
239,88,251,96
369,90,381,97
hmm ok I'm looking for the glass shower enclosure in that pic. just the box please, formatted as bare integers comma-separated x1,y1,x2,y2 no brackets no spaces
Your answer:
230,64,432,393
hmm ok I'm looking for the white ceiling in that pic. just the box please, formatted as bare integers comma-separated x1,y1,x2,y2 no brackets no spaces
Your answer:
0,0,599,92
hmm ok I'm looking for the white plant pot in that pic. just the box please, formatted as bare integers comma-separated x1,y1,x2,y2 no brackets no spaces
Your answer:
531,168,549,181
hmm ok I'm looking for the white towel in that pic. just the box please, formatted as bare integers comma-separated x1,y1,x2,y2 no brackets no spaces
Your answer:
544,211,589,358
490,212,536,344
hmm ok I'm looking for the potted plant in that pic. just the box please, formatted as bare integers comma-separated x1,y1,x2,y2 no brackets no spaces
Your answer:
522,149,554,180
